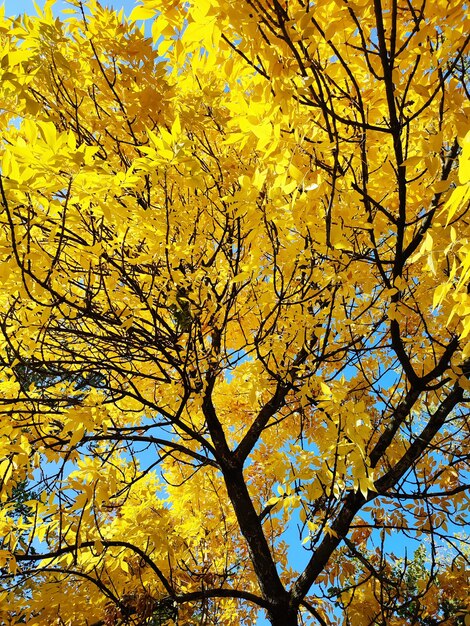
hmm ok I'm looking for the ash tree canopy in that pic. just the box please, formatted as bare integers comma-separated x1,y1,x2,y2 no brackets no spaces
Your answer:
0,0,470,624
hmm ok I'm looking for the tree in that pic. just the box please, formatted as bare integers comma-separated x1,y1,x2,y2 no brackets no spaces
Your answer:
0,0,469,624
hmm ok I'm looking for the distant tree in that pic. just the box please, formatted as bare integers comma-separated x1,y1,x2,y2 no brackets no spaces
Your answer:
329,544,467,625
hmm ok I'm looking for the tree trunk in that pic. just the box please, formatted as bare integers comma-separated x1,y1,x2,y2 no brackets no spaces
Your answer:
267,604,299,626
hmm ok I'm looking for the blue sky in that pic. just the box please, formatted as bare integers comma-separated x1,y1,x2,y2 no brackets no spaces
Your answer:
3,0,136,17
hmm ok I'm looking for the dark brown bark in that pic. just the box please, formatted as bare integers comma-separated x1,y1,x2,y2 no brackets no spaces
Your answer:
267,603,299,626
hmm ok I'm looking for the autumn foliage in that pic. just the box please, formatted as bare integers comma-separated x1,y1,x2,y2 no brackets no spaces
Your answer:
0,0,469,624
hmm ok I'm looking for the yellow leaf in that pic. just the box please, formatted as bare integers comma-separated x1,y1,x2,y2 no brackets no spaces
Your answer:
232,271,250,283
129,5,157,21
69,425,85,448
433,283,451,309
459,131,470,184
94,540,104,555
401,155,423,168
0,459,12,484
